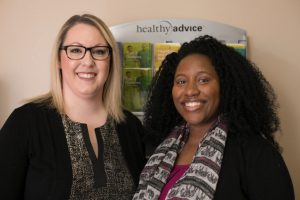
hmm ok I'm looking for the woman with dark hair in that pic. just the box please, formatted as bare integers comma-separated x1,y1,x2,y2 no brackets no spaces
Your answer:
134,35,294,200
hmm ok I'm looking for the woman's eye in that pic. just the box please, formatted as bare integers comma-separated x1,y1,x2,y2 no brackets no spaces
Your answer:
69,48,83,54
198,78,209,84
93,49,106,55
92,47,109,56
175,80,186,85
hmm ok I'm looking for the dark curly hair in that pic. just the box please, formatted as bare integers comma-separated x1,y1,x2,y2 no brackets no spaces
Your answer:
143,35,280,150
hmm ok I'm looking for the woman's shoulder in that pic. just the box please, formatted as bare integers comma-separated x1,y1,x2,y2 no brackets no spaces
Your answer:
13,102,54,116
227,133,278,152
1,102,53,136
5,102,57,126
226,133,289,177
223,133,294,199
239,134,280,156
224,133,284,170
115,110,144,136
121,110,143,125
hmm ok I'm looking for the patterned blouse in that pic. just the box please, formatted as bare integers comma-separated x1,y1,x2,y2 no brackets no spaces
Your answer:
62,115,135,200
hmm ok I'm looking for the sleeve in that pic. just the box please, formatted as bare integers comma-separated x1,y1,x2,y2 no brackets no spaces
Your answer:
244,136,295,200
0,108,30,199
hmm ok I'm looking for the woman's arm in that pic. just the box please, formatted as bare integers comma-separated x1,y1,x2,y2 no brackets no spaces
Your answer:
244,136,295,199
0,108,30,199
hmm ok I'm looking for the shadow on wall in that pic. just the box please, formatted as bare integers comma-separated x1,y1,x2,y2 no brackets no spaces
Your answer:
279,88,300,198
265,53,300,199
0,79,9,128
252,47,299,198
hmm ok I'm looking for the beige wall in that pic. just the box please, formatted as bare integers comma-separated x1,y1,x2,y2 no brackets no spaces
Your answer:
1,0,299,198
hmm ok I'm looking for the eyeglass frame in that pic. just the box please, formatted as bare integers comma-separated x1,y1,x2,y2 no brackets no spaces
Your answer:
59,45,112,60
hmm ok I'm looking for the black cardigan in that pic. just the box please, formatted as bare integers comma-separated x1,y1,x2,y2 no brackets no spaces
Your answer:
213,133,294,199
0,103,146,200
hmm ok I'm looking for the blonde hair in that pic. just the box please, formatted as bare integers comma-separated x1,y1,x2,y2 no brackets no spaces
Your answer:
31,14,124,122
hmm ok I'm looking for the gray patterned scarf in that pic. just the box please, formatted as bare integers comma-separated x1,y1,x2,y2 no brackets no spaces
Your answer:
133,118,227,200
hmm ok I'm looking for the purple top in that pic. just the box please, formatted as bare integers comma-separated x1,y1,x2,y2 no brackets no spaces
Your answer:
159,164,190,200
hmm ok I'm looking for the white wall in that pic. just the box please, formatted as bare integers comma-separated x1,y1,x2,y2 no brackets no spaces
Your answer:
1,0,299,198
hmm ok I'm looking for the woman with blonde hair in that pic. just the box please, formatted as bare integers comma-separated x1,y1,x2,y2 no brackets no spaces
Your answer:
0,14,146,199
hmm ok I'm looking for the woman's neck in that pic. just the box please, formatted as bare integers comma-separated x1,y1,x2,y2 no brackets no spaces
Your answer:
63,93,107,128
188,119,217,144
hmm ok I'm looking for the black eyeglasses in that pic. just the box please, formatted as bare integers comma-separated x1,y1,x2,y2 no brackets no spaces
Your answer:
60,45,112,60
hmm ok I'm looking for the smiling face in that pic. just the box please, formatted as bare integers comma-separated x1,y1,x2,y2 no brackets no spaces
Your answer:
60,23,110,101
172,54,220,129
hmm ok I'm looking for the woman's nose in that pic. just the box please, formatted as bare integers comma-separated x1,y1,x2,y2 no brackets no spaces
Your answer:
185,82,200,96
81,50,95,65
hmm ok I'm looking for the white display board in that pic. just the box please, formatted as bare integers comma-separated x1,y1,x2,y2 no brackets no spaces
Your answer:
110,19,247,44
